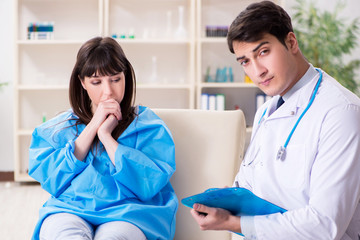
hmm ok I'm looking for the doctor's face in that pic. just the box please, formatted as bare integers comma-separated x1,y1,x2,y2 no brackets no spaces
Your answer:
232,33,298,96
81,72,125,113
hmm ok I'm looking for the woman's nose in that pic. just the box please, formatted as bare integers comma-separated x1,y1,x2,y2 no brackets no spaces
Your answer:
103,82,113,96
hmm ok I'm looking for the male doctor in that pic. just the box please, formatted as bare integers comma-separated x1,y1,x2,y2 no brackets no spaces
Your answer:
190,1,360,239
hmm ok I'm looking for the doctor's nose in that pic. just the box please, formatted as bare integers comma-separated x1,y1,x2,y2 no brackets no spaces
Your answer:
253,62,267,79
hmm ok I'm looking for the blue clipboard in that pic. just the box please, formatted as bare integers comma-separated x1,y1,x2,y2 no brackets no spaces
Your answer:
181,187,287,216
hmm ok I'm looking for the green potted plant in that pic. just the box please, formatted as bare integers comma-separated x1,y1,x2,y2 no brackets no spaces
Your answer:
292,0,360,94
0,82,7,90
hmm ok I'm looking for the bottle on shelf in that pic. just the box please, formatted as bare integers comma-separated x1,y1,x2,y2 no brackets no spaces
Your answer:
174,6,187,39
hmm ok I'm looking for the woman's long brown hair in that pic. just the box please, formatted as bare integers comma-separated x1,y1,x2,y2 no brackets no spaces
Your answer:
69,37,136,144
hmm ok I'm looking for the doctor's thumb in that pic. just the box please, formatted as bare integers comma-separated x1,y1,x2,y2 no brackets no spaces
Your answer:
193,203,208,213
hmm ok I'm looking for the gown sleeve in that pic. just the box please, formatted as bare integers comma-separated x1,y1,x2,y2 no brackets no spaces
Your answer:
28,123,90,197
110,108,176,201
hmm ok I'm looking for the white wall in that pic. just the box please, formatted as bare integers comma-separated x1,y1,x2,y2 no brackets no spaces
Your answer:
0,0,359,171
0,0,14,171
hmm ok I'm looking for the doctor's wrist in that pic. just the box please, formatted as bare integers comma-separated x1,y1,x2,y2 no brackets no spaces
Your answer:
227,215,241,233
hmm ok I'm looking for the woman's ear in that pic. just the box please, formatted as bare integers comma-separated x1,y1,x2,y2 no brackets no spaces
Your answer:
79,75,86,90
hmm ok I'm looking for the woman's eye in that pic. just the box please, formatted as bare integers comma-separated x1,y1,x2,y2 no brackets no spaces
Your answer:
91,81,101,85
112,78,121,82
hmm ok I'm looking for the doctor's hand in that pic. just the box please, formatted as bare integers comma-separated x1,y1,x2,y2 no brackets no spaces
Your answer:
190,203,241,233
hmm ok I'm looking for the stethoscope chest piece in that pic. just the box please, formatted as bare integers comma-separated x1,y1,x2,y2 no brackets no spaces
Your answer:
276,146,286,161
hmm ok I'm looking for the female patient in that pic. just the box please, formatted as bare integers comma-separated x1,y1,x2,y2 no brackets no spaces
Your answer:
29,37,177,240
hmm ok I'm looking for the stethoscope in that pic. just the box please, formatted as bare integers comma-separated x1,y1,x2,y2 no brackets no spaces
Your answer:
243,68,323,166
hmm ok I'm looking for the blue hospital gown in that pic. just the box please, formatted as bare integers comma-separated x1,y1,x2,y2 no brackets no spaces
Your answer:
29,106,178,240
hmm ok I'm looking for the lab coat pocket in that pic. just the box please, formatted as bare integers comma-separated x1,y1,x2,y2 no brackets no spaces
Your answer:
275,144,306,189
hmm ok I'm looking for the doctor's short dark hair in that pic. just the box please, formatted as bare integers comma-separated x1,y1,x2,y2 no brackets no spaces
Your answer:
69,36,137,140
227,0,293,53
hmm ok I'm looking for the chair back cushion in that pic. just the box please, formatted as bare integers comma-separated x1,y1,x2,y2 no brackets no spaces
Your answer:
153,109,246,240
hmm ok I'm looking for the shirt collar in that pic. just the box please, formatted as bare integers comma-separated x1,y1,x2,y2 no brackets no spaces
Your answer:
282,65,318,102
265,65,319,118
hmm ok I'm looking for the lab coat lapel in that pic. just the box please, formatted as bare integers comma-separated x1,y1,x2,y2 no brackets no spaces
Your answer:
266,78,319,121
265,96,298,120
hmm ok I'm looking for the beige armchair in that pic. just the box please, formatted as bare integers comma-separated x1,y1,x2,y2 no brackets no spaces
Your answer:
153,109,246,240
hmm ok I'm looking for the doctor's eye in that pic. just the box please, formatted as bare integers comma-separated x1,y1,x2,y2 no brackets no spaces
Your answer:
240,59,249,66
259,49,269,56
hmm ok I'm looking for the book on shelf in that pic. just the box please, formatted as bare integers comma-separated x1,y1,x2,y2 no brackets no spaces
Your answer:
201,93,225,111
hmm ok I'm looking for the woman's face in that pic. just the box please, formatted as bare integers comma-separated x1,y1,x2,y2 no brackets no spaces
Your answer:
81,72,125,113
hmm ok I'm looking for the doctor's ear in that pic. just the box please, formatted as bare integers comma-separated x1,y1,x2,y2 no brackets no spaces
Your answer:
285,32,299,54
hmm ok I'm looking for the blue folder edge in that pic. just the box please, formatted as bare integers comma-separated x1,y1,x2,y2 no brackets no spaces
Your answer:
181,187,287,236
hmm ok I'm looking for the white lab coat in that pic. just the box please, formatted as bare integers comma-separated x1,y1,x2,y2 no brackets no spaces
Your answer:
235,66,360,240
